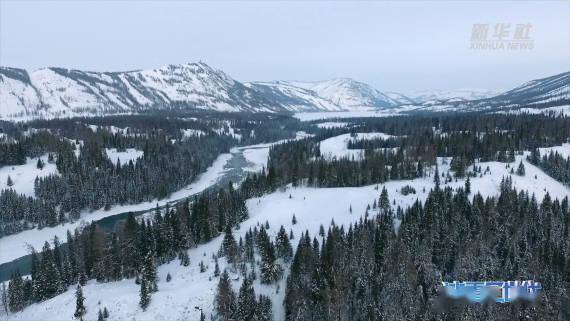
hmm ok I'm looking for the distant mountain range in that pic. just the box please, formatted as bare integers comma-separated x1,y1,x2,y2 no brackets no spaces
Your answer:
0,62,568,119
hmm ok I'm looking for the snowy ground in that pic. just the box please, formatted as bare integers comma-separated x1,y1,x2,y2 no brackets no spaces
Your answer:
6,148,569,321
180,129,206,139
496,105,570,117
87,125,131,135
234,131,314,173
315,121,351,129
294,110,399,121
0,155,58,197
214,121,244,140
319,132,396,160
105,148,144,165
539,143,570,159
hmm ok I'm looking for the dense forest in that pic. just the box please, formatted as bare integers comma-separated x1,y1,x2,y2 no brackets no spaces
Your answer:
5,182,250,313
0,112,302,236
284,178,570,321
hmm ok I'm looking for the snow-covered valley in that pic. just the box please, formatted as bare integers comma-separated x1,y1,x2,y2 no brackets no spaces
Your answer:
4,130,569,321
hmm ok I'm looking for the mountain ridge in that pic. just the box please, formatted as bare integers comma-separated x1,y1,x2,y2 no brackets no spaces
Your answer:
1,62,568,119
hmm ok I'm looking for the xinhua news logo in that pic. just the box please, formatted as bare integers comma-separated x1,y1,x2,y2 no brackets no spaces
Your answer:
470,23,534,51
442,280,541,303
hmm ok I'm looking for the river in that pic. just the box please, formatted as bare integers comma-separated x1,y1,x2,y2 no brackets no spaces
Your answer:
0,143,270,282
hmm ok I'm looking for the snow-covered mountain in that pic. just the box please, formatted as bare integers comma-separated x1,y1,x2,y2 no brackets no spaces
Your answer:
291,78,400,109
1,62,347,119
473,71,570,109
384,91,416,105
409,88,501,104
2,62,568,119
403,72,569,114
244,81,343,112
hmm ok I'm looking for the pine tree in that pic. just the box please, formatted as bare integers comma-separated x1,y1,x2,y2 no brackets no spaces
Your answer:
214,260,220,277
179,250,190,266
6,175,14,187
215,270,236,321
379,186,390,214
434,163,440,190
103,307,109,318
141,251,157,292
516,161,526,176
257,294,273,321
465,176,471,194
8,271,25,312
276,226,293,262
139,279,150,310
221,226,238,263
74,285,86,320
98,309,104,321
36,158,44,170
236,277,256,321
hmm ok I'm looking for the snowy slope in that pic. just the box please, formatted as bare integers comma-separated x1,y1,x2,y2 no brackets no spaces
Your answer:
406,72,569,113
5,149,569,321
539,143,570,159
384,91,416,105
245,81,344,112
409,88,500,104
319,132,396,160
491,71,570,106
292,78,399,109
0,63,285,119
0,155,58,197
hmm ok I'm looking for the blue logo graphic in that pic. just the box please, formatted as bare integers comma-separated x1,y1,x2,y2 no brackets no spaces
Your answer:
442,281,541,303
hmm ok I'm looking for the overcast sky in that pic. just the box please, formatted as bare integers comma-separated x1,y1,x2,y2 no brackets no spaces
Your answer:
1,1,569,92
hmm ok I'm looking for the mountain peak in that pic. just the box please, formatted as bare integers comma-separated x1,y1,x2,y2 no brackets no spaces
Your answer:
292,78,399,109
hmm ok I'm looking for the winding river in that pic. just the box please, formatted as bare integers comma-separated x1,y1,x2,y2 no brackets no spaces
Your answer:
0,143,272,282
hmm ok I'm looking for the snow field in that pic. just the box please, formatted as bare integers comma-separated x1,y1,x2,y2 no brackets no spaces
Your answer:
294,110,398,121
315,121,350,129
539,143,570,159
0,155,58,197
105,148,144,165
319,132,396,160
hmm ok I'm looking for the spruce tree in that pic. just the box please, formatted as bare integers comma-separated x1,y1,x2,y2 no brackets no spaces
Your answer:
276,226,293,262
516,161,526,176
8,272,24,312
215,270,236,321
139,279,150,310
74,285,86,320
236,277,256,321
